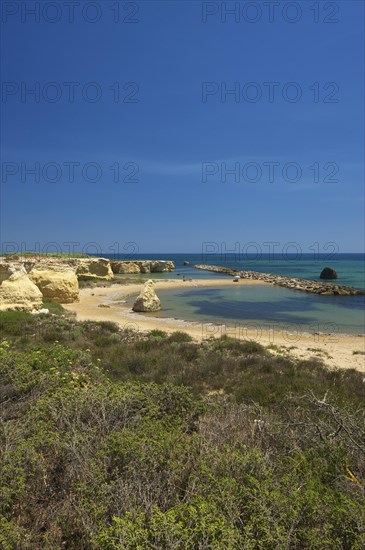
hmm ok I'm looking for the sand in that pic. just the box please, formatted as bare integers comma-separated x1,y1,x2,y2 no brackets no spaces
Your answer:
63,278,365,373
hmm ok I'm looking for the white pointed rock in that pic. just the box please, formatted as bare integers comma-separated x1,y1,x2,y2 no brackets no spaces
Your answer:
132,279,161,312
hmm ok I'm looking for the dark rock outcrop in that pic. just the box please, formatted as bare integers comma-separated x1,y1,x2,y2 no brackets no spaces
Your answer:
320,267,338,280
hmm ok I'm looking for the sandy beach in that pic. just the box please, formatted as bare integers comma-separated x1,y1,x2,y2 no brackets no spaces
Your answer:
63,278,365,373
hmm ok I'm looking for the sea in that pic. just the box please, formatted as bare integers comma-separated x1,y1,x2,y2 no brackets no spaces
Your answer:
100,253,365,336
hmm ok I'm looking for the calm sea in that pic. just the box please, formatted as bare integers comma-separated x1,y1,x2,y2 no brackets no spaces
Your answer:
101,253,365,335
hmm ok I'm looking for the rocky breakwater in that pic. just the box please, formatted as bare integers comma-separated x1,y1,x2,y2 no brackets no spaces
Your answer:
132,279,161,312
194,264,238,276
111,260,175,274
193,264,365,296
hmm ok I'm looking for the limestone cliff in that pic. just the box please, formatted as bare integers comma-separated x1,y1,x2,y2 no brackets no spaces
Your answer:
0,262,43,311
73,258,113,279
111,260,175,274
29,268,79,303
0,255,175,311
21,256,114,281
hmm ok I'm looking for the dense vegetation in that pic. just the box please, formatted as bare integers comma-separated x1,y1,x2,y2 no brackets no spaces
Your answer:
1,308,364,549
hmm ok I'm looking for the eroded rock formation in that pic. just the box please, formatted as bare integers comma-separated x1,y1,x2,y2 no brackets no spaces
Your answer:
111,260,175,274
111,262,141,274
29,268,79,303
74,258,113,279
0,262,43,311
0,255,175,310
132,279,161,312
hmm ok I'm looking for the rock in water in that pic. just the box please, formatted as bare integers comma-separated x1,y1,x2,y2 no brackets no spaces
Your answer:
0,262,43,311
320,267,338,280
132,280,161,312
29,268,79,303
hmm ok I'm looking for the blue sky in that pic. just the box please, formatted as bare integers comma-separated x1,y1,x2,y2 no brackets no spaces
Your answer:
1,0,364,254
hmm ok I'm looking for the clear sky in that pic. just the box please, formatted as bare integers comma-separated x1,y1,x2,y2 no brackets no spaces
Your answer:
1,0,364,254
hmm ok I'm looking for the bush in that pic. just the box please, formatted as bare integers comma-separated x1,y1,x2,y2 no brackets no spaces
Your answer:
42,300,65,315
212,336,266,355
166,331,194,343
0,311,35,336
148,329,168,339
1,315,365,548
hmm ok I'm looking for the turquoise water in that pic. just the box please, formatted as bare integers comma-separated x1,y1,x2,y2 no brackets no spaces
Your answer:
155,284,365,335
103,253,365,289
102,253,365,334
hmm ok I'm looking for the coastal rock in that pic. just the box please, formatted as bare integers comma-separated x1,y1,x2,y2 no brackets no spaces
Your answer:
75,258,113,280
150,261,174,272
18,256,113,281
0,262,43,311
29,269,79,304
111,260,175,274
183,261,190,266
320,267,338,280
111,261,141,274
132,279,161,312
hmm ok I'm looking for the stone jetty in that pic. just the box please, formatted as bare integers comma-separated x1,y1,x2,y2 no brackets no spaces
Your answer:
193,264,365,296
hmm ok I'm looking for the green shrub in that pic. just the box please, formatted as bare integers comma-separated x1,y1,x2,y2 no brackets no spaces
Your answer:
1,314,365,548
42,300,65,315
0,516,22,550
148,329,168,339
211,336,266,355
95,500,241,549
0,310,35,335
166,331,194,343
